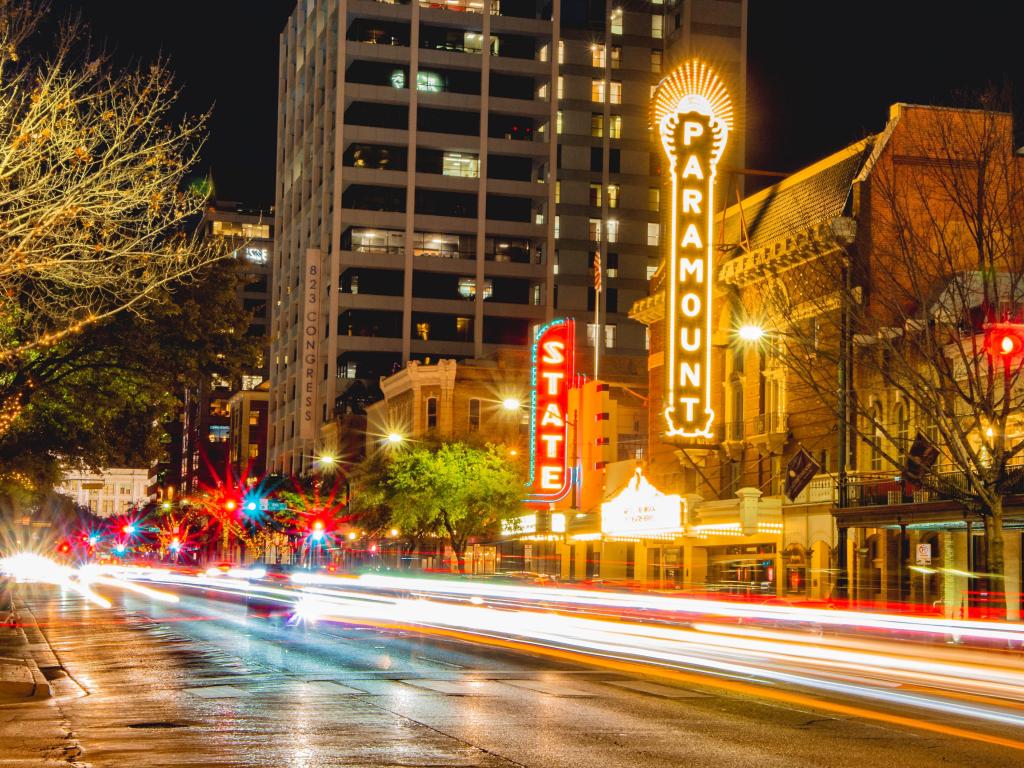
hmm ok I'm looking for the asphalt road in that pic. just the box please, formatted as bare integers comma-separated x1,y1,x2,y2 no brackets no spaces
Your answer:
6,583,1024,768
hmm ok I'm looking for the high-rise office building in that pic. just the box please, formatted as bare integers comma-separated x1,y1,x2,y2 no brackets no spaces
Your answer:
174,203,274,497
269,0,745,476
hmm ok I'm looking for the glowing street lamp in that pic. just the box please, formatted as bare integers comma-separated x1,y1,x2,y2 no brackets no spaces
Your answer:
737,324,765,343
122,523,137,536
386,432,404,446
502,397,522,412
388,528,399,538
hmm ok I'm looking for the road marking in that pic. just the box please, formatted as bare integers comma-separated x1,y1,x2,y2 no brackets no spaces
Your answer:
186,685,250,698
403,679,509,696
503,679,596,697
413,655,464,668
605,680,710,698
301,680,367,695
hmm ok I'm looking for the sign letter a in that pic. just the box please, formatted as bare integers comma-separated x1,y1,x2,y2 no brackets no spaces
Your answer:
682,155,704,180
680,223,703,249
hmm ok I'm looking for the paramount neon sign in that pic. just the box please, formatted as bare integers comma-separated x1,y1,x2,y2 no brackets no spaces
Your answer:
525,318,574,504
653,61,732,440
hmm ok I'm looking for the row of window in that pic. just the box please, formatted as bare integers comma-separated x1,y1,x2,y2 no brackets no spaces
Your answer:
551,216,659,246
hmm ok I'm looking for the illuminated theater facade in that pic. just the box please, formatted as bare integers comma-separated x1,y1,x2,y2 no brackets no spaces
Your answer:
627,89,1024,615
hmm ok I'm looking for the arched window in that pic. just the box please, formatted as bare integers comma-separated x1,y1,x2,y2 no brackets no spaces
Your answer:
729,377,744,440
893,401,909,455
869,402,884,471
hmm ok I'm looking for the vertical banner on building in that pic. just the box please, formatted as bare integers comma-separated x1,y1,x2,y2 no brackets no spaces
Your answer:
653,61,732,440
525,318,575,504
300,248,321,440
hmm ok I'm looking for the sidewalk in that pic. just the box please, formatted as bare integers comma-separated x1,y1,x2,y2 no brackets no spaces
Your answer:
0,584,83,767
0,599,51,701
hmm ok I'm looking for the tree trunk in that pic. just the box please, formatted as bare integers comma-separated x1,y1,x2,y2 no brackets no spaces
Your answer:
439,510,467,574
986,497,1007,620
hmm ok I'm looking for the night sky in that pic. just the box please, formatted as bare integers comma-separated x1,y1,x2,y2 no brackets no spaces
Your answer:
51,2,1024,206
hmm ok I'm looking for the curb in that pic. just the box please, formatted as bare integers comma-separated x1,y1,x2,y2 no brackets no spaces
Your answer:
0,594,53,701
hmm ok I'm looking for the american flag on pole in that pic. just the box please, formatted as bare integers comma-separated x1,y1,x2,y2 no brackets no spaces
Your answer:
593,252,602,293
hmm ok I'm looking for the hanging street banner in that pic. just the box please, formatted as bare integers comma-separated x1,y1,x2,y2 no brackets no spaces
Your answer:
653,60,732,441
784,447,821,502
525,318,575,504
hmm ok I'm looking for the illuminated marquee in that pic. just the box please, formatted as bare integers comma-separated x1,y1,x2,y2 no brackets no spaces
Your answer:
601,467,683,537
525,318,575,504
653,61,732,439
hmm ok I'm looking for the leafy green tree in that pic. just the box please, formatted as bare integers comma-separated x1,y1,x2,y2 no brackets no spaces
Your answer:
383,442,524,573
0,260,258,505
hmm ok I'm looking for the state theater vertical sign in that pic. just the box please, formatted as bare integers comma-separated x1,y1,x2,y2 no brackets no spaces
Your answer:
525,318,575,504
653,61,733,441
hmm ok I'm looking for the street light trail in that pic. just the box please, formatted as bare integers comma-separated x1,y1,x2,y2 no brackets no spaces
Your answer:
12,558,1024,750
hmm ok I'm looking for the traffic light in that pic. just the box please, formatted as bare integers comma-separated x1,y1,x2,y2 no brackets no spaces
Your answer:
310,519,326,541
985,323,1024,362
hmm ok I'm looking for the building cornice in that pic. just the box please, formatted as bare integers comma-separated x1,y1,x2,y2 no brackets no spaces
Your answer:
717,218,856,288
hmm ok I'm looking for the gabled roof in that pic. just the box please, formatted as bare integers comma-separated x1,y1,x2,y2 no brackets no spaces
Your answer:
718,138,875,253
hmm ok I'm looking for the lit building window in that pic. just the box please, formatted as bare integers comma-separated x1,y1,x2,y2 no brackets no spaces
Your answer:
555,181,560,204
611,46,621,69
417,70,444,92
458,278,493,299
463,31,485,53
591,79,605,102
611,8,623,35
249,410,260,426
647,222,660,246
589,183,602,207
588,218,602,242
609,81,622,104
554,215,560,239
456,316,472,340
609,114,622,138
241,375,263,391
539,43,549,62
607,184,620,209
652,15,663,38
442,152,480,177
248,444,260,459
605,324,616,348
416,322,430,341
591,44,606,68
591,113,604,137
208,425,230,443
606,219,619,243
648,186,660,211
558,40,565,64
556,110,563,133
538,82,548,100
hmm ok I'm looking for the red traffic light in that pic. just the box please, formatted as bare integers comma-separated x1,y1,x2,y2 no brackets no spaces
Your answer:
986,323,1024,360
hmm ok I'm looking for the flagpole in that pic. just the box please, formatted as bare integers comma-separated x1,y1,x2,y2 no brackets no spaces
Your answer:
593,250,601,380
594,285,600,380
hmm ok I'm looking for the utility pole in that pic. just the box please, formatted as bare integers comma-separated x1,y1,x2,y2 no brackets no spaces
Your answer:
836,256,851,601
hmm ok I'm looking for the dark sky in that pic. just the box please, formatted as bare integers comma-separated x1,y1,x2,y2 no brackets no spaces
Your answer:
53,2,1024,206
